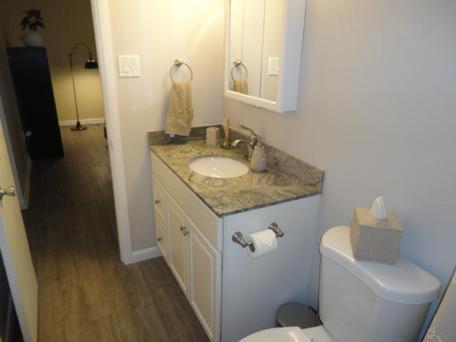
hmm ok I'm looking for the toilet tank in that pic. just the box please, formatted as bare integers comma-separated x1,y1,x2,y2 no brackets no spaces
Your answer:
319,226,440,342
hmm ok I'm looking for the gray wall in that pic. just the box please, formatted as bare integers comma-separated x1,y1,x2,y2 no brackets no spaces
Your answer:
0,17,29,208
224,0,456,328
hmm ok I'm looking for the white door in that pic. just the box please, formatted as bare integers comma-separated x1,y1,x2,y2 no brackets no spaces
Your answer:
0,119,38,342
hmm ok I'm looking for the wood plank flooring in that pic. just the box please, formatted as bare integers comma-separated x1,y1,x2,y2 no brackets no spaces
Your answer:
22,125,208,342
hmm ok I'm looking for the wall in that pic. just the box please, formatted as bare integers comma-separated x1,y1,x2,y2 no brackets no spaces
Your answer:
106,0,224,252
3,0,104,123
0,16,30,208
224,0,456,329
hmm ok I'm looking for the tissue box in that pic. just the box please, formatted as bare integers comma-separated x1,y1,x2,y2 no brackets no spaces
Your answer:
350,207,402,264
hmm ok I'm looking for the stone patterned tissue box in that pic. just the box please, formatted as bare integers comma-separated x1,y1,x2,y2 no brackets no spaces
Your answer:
350,207,403,264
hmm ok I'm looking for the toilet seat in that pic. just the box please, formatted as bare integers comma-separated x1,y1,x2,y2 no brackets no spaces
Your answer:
240,327,310,342
301,326,334,341
240,325,334,342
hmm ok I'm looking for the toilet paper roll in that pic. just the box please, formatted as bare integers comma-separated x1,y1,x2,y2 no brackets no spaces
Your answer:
248,229,278,258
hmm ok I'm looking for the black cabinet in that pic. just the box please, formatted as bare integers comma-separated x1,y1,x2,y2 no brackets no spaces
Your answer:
7,47,64,160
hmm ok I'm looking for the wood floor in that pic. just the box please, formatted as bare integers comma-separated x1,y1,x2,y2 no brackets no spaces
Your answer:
22,125,208,342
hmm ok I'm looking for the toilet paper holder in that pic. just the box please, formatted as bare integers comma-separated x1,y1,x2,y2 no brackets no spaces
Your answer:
232,223,284,252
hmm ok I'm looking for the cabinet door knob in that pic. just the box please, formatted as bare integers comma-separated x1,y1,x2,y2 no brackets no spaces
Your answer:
157,237,163,242
180,225,189,236
155,200,161,205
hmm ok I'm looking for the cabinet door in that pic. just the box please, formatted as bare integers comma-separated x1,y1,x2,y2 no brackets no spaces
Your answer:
168,202,189,295
155,215,169,263
189,221,221,341
7,47,64,159
152,177,167,223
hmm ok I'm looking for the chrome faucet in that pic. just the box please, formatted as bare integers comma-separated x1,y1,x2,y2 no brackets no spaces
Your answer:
231,124,260,160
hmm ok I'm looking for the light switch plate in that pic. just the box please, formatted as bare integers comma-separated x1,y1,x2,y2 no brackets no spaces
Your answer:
117,55,141,78
267,57,280,76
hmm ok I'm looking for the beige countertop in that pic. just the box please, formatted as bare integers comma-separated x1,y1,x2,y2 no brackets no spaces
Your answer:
150,138,324,217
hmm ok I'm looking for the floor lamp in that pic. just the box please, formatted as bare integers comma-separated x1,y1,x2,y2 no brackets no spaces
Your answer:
68,42,98,131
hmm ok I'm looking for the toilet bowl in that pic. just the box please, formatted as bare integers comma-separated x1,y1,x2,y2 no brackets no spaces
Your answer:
241,226,440,342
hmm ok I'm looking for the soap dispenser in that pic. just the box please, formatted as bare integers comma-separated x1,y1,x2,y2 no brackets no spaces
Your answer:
250,140,267,172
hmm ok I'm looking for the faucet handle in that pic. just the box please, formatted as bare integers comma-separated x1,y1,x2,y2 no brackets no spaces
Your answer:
239,123,258,138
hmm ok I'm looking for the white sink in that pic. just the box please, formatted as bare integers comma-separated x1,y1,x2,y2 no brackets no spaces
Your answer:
189,156,249,179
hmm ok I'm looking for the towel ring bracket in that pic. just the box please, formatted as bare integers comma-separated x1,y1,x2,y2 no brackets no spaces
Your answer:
230,59,248,81
170,58,193,82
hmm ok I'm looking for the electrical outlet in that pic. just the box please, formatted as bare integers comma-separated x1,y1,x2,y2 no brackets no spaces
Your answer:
267,57,280,76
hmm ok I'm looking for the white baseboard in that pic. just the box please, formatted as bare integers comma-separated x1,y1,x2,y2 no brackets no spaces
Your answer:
122,246,162,265
59,117,106,127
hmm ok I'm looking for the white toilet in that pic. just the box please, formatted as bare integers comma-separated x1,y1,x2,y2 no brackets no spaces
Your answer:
241,226,441,342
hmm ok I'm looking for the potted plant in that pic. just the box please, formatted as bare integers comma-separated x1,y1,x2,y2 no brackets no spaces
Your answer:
20,9,45,47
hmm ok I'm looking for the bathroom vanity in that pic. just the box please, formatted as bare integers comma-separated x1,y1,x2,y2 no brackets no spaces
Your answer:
149,133,323,341
149,2,316,337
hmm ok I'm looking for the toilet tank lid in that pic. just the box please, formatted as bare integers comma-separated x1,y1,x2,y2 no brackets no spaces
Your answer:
319,226,440,305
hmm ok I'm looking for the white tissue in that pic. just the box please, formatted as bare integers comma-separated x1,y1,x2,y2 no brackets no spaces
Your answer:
248,229,278,258
370,196,387,220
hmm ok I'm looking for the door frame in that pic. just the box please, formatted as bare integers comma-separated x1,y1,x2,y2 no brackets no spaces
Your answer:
90,0,134,264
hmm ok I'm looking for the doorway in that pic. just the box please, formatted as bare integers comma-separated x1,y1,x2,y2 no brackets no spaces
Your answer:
0,0,213,340
3,1,105,132
0,0,116,340
2,0,108,198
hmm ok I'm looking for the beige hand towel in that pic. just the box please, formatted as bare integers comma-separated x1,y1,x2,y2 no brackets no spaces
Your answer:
233,80,248,95
165,82,194,136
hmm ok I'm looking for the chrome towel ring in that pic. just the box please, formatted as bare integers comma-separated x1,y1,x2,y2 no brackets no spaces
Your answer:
169,59,193,82
231,59,248,80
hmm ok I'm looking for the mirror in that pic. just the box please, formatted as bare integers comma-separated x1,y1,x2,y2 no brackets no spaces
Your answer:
225,0,306,113
228,0,284,101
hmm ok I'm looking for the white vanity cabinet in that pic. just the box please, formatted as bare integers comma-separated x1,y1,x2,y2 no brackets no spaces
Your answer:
151,151,320,342
152,174,221,340
151,149,223,341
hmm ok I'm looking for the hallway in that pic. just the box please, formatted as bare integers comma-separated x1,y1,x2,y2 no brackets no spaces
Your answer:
22,125,208,341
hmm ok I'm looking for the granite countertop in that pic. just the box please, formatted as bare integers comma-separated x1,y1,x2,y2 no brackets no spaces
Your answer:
150,134,324,217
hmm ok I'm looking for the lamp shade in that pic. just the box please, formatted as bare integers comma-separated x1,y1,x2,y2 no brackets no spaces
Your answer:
84,58,98,69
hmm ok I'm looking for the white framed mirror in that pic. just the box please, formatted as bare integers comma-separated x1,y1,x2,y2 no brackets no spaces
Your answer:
224,0,306,113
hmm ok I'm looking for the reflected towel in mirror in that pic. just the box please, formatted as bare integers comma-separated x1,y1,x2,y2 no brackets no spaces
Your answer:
233,80,248,95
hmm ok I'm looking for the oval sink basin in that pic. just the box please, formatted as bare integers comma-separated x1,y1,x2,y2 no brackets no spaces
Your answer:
189,156,249,179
